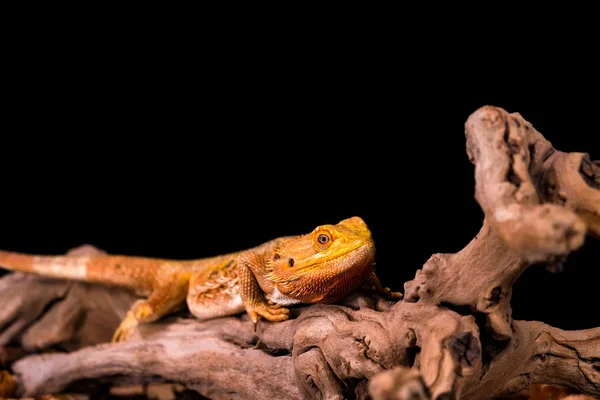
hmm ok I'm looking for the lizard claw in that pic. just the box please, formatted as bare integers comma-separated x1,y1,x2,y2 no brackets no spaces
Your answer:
384,288,403,300
379,287,403,300
365,285,403,301
112,311,139,343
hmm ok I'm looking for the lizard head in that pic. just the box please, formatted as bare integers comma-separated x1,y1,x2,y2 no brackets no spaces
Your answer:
266,216,375,304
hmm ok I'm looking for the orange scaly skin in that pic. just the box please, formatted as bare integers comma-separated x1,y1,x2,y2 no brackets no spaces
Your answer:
0,217,400,342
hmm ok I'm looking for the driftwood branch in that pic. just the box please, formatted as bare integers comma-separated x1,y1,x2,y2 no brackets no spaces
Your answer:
369,320,600,400
1,106,598,399
463,320,599,399
10,299,482,399
12,317,300,399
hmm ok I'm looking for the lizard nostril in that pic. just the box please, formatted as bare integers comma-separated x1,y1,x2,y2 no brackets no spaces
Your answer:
289,258,295,267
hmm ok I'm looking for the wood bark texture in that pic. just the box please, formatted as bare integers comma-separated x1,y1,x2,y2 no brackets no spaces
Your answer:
0,106,598,399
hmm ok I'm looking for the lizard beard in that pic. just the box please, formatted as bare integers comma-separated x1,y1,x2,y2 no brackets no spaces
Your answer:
272,244,375,304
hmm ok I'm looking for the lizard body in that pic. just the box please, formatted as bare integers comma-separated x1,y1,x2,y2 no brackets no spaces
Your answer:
0,217,399,341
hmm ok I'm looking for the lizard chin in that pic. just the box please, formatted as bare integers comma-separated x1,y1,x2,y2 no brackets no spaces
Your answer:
274,242,375,304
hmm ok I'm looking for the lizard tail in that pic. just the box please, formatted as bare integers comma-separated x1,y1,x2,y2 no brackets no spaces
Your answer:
0,249,162,295
0,249,90,280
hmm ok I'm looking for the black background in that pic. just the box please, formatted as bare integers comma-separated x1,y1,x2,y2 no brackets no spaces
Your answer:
1,31,598,332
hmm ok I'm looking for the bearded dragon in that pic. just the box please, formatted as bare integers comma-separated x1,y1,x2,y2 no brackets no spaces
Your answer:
0,217,400,342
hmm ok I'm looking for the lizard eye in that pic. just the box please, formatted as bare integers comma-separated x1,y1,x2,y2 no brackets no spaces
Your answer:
273,253,281,261
318,234,329,244
315,231,332,250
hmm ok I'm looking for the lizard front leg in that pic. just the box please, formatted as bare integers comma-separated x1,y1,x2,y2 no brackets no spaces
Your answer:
112,271,190,342
237,250,290,325
362,270,403,300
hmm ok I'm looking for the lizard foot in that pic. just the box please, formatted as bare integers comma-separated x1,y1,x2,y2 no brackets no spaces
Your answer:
246,302,291,325
379,286,403,300
112,310,139,343
363,285,403,301
112,300,154,342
